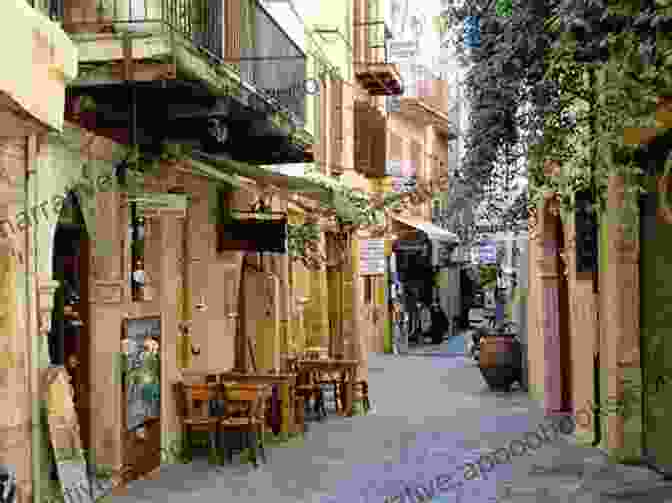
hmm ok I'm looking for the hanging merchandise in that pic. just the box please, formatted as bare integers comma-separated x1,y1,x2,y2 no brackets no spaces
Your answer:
464,16,481,49
496,0,512,17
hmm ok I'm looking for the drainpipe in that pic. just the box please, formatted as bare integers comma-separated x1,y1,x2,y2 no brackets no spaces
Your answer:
27,135,41,503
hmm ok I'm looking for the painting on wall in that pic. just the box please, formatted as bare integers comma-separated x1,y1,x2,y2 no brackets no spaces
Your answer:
122,317,161,434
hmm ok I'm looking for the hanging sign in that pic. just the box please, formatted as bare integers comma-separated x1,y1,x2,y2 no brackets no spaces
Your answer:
217,216,288,253
360,239,386,275
386,95,401,113
479,241,497,264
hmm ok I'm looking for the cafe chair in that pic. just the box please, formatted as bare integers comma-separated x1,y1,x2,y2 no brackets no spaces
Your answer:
352,380,371,413
175,382,220,462
290,361,327,422
218,383,268,468
318,370,342,413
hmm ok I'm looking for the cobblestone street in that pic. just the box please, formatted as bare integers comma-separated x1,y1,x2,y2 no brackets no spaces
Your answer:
105,339,672,503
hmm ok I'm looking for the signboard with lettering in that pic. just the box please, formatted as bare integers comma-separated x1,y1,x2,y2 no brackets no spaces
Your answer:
359,239,386,275
387,40,419,62
386,96,401,113
45,368,94,503
479,241,497,264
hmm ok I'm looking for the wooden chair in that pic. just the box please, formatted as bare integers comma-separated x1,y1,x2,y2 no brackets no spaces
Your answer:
352,380,371,413
317,369,342,413
175,382,220,462
218,383,268,467
291,362,326,422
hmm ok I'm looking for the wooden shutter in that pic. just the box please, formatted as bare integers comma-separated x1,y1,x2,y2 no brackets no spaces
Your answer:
225,0,242,70
331,80,344,175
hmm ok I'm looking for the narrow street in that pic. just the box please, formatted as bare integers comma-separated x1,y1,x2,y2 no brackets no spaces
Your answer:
106,336,672,503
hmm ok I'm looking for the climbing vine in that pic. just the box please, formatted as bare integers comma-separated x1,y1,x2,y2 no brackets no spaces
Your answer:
287,220,323,270
528,0,672,238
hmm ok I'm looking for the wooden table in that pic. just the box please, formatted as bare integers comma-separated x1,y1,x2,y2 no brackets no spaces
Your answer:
218,372,298,435
294,360,359,416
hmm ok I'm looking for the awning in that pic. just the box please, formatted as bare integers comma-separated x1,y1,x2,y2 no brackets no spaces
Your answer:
192,151,332,204
392,215,460,243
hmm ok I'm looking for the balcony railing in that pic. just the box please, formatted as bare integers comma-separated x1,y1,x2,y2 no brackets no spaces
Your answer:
57,0,306,122
26,0,64,21
235,0,306,123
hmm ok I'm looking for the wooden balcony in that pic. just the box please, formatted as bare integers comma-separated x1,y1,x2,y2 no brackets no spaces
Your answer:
354,100,386,178
58,0,312,164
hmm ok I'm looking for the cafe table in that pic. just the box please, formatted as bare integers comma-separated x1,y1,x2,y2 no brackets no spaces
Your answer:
218,371,298,435
294,360,359,416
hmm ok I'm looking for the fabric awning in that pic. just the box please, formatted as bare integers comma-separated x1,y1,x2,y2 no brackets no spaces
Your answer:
392,215,460,243
192,151,332,204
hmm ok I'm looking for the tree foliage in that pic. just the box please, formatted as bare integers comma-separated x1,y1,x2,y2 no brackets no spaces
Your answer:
442,0,672,238
530,0,672,236
440,0,559,228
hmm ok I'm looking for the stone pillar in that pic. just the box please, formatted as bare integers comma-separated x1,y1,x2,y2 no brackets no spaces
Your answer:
156,208,184,461
90,189,125,489
294,297,310,354
37,276,59,367
603,175,641,457
350,235,367,383
276,253,291,367
305,230,329,349
0,135,34,503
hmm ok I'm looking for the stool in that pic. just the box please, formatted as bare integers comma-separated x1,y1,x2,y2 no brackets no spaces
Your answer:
352,381,370,413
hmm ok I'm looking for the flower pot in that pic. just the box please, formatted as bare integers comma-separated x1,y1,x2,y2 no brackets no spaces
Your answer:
478,336,522,391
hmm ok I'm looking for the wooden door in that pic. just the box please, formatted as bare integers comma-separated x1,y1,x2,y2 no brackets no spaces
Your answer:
640,177,672,475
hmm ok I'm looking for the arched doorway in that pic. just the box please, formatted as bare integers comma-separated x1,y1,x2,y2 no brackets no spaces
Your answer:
538,196,572,415
49,191,92,452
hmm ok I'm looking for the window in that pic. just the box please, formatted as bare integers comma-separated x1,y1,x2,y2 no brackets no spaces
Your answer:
364,276,374,304
129,203,145,302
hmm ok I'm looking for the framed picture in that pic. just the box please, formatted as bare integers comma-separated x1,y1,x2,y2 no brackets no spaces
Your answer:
122,316,161,433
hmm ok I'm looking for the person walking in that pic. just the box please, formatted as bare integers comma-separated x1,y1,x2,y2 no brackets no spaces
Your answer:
429,302,449,344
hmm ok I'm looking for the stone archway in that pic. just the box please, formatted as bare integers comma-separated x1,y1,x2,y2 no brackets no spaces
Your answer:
534,192,572,415
49,191,92,453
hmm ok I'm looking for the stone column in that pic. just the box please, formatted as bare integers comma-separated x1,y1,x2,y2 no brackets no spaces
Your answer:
156,207,185,461
294,297,310,354
603,175,641,457
350,235,367,383
305,228,329,349
90,188,125,490
37,276,59,367
0,135,34,503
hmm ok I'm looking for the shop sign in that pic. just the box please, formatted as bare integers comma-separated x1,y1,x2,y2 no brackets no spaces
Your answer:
479,241,497,264
360,239,386,275
218,217,288,253
387,40,419,62
385,160,416,177
386,95,401,113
